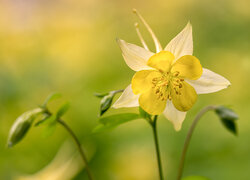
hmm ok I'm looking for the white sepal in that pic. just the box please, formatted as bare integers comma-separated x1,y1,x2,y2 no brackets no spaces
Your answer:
164,22,193,62
113,84,139,108
117,39,154,71
186,68,231,94
163,101,187,131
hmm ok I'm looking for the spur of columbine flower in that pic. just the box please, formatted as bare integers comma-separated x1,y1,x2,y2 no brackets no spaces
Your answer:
113,9,230,131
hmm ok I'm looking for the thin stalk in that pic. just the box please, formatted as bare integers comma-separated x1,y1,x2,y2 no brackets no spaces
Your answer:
151,115,164,180
176,105,217,180
57,119,94,180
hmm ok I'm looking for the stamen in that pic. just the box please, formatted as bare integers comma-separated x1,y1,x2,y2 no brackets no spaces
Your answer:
133,9,162,53
173,71,180,77
134,23,149,51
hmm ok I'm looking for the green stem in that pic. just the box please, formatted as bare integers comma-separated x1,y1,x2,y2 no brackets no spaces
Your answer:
176,105,217,180
57,119,94,180
151,115,164,180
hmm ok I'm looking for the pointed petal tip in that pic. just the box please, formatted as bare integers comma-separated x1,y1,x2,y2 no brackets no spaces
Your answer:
116,38,122,43
185,21,192,30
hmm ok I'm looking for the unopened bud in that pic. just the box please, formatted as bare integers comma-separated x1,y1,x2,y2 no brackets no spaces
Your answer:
7,108,43,148
215,106,239,135
100,93,115,116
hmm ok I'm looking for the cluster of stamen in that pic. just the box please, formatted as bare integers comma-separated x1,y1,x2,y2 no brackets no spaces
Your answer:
152,71,184,101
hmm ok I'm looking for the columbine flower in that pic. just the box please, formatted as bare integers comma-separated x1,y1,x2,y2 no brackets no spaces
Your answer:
113,9,230,131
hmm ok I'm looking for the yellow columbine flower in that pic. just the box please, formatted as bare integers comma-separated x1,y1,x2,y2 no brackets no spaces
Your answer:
113,10,230,131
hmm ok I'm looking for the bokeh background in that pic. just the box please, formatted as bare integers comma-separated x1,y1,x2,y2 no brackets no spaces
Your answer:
0,0,249,179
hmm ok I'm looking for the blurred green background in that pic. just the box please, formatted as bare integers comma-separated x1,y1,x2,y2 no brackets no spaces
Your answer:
0,0,249,179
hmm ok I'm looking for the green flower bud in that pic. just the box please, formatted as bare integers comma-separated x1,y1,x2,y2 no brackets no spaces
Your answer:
95,90,124,116
7,108,43,148
100,93,115,116
215,106,239,135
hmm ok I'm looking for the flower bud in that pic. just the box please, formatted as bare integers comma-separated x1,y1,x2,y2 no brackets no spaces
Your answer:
7,108,43,148
215,106,239,135
100,93,115,116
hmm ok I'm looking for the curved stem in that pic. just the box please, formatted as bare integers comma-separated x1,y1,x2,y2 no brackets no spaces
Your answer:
176,105,217,180
57,119,94,180
151,115,164,180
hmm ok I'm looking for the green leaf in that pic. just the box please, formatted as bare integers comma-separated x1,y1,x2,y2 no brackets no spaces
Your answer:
56,102,70,118
100,113,140,125
42,92,62,107
34,113,50,126
7,108,44,148
42,123,57,138
182,176,210,180
215,106,239,135
92,124,116,133
35,112,58,127
93,113,140,133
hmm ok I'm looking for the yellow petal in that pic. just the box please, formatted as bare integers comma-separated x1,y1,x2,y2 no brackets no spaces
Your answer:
171,55,202,80
131,70,161,95
147,51,175,72
171,81,197,112
139,88,167,115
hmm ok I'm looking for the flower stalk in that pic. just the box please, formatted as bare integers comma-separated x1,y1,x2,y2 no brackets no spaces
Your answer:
57,119,94,180
150,115,164,180
176,105,217,180
44,110,94,180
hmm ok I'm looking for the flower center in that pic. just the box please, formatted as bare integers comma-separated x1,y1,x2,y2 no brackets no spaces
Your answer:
152,70,184,101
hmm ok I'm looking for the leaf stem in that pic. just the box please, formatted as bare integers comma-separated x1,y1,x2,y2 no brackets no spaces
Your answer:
44,109,94,180
57,119,94,180
176,105,217,180
150,115,164,180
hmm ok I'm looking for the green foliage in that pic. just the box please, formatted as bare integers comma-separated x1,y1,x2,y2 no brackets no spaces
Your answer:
182,176,210,180
34,113,51,126
42,121,57,138
42,92,62,108
7,93,71,146
7,108,44,147
56,102,70,118
215,106,239,135
93,113,140,133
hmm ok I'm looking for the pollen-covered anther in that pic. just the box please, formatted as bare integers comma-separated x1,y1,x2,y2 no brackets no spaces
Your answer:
173,71,180,77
